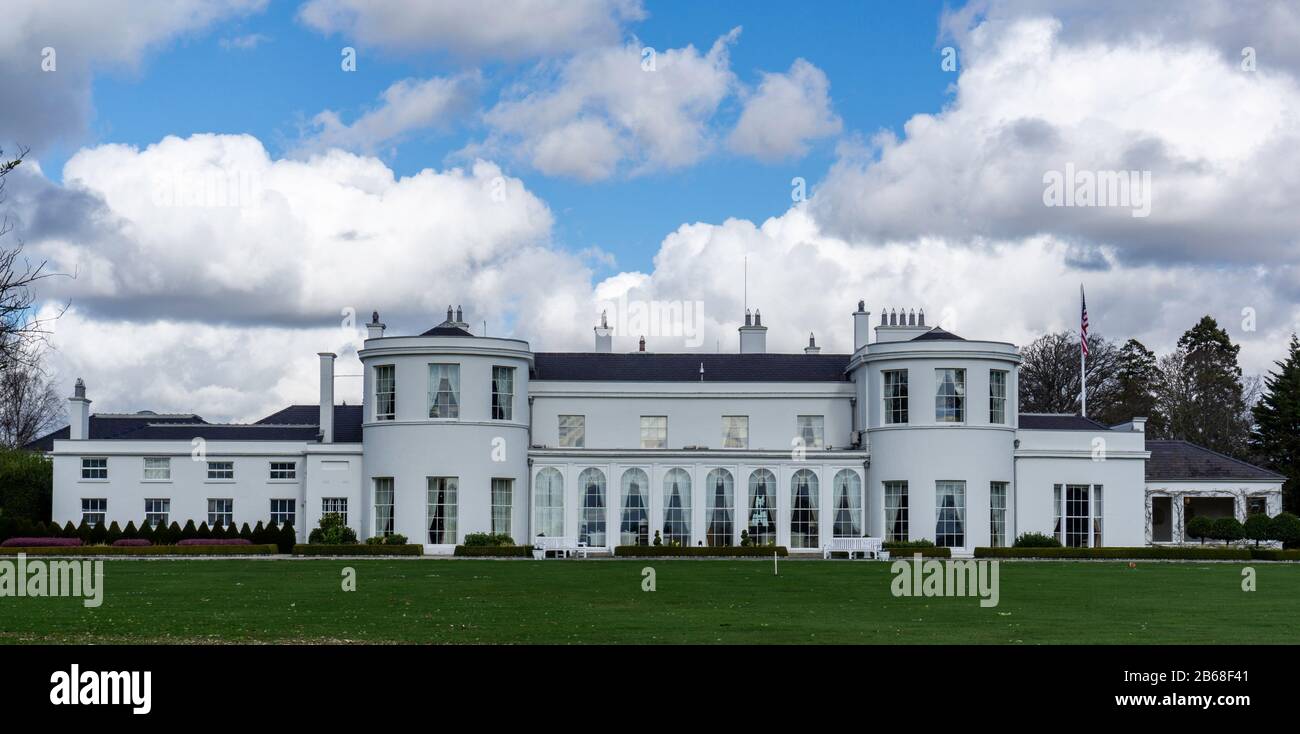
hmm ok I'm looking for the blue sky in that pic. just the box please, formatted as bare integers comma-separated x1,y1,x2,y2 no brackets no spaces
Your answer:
64,0,953,275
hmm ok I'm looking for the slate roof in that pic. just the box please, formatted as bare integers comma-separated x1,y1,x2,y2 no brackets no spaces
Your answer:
1145,440,1284,481
531,353,851,382
24,413,206,452
25,405,364,449
911,326,965,341
420,325,474,337
1018,413,1113,431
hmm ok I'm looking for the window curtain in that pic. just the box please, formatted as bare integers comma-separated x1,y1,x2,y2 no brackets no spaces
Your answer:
578,468,606,547
884,482,908,542
662,468,691,546
747,469,777,545
491,479,512,535
535,468,564,538
705,469,734,546
935,481,966,547
492,367,513,420
790,469,819,548
374,478,394,536
832,470,862,537
429,364,460,418
620,469,649,545
427,477,457,544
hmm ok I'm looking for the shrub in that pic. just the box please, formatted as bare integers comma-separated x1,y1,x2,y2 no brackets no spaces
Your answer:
739,529,750,547
182,519,198,538
1210,517,1245,545
652,530,662,547
614,545,790,558
0,448,53,523
1243,513,1273,547
88,521,108,545
386,533,408,545
252,521,267,545
308,513,358,545
1185,516,1214,544
884,539,937,549
1249,548,1300,561
1270,512,1300,548
1,537,84,547
463,532,514,547
1013,532,1061,548
0,544,277,556
166,521,182,545
62,521,77,538
176,538,252,545
974,546,1251,560
112,539,151,547
106,521,123,544
277,523,296,553
365,536,384,545
454,544,533,557
196,521,212,540
122,521,139,540
882,546,952,558
239,522,254,541
76,519,91,543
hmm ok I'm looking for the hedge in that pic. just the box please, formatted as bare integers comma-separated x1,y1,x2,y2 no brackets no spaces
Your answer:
0,544,278,556
1248,548,1300,561
614,545,789,557
880,547,951,558
973,546,1251,560
292,544,423,556
453,545,534,557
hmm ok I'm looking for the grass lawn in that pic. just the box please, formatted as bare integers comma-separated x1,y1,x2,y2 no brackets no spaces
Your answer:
2,559,1297,644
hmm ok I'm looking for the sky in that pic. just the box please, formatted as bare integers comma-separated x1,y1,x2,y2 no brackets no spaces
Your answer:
2,0,1299,422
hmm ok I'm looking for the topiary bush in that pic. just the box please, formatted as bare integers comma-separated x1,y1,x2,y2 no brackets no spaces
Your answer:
1269,512,1300,548
1185,516,1214,544
308,513,358,544
1013,531,1061,548
1210,517,1245,545
1244,513,1273,547
277,523,296,553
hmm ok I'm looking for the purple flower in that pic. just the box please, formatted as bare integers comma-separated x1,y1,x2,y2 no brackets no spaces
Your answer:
1,537,84,547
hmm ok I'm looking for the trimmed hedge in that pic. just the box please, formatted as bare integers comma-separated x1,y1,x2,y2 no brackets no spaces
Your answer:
0,544,278,556
1248,548,1300,561
880,546,952,558
292,544,423,556
974,546,1251,560
453,545,534,557
1,537,83,547
176,538,252,546
615,545,789,557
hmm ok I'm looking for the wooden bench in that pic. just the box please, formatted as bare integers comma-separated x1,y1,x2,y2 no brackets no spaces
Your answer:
822,536,883,559
531,536,587,559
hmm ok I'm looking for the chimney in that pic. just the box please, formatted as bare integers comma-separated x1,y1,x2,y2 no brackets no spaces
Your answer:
805,332,821,354
594,310,613,352
739,307,767,354
455,305,464,324
68,378,91,440
318,353,335,443
367,310,386,340
853,300,871,351
446,305,454,323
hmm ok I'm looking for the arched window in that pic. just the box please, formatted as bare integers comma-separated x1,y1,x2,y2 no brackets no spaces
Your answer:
705,469,734,546
578,468,606,547
620,469,650,546
832,470,863,537
790,469,820,549
662,468,692,547
747,469,777,546
534,468,564,538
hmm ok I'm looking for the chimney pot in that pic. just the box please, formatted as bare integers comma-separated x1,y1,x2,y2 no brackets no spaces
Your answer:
446,305,454,322
639,336,646,352
754,309,762,327
918,308,926,326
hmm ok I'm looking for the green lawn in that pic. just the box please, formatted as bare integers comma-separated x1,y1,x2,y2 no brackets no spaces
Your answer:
2,559,1297,644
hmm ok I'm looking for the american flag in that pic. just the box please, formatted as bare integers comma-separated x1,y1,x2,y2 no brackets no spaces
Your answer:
1080,285,1089,357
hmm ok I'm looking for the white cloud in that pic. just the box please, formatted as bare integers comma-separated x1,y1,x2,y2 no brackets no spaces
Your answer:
297,0,645,60
481,29,740,180
810,17,1300,268
219,32,269,50
728,58,842,162
0,0,266,150
297,74,480,155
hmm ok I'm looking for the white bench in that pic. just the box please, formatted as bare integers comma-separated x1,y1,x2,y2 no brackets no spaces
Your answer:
531,536,588,559
822,537,883,559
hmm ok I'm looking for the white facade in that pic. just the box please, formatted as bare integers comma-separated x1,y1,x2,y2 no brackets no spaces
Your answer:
46,303,1283,555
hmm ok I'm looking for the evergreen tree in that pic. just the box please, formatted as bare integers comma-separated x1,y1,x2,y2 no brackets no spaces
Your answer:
1099,338,1162,429
122,520,139,540
1160,316,1250,456
1251,334,1300,512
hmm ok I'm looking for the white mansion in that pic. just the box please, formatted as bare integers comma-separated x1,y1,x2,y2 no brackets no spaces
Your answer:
37,302,1284,555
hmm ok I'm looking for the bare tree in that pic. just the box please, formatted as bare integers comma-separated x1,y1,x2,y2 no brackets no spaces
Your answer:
0,146,63,369
0,342,64,448
1018,331,1121,416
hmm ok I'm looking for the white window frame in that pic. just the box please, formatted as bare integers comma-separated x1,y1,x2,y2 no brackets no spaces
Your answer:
207,460,235,481
427,363,461,419
145,498,171,528
1054,483,1103,548
491,479,512,535
883,369,909,424
640,416,667,449
208,498,234,527
269,461,297,481
721,416,749,449
989,370,1008,424
374,364,396,421
934,480,966,548
426,476,459,544
491,366,515,421
935,368,966,423
796,415,825,449
81,498,107,526
558,415,586,448
270,498,296,527
884,481,908,543
143,457,171,481
373,477,394,537
322,497,349,526
989,482,1008,548
80,457,108,481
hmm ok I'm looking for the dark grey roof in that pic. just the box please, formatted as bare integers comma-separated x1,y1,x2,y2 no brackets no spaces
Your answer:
420,325,474,337
255,404,363,443
532,353,851,382
25,413,207,452
1145,440,1284,481
24,405,364,449
911,326,965,341
1018,414,1112,431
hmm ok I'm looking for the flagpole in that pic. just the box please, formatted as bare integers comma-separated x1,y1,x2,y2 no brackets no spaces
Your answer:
1080,284,1087,418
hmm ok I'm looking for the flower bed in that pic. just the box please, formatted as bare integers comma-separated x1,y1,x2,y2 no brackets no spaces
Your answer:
0,544,278,556
0,537,83,548
176,538,252,546
453,545,533,557
614,545,789,557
